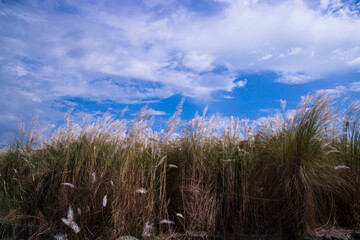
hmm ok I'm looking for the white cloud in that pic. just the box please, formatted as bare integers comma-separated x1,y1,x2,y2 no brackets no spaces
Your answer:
1,0,360,103
182,51,215,72
314,81,360,96
350,81,360,91
234,79,248,88
130,108,166,117
279,47,303,58
148,109,167,116
288,47,303,56
319,0,360,18
0,113,18,123
316,85,347,97
19,90,42,103
258,54,273,61
259,108,276,113
14,65,27,76
275,72,320,84
223,95,234,99
347,57,360,67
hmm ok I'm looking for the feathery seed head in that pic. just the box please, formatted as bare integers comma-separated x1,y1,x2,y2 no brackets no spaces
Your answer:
102,195,108,207
160,219,174,224
60,183,75,188
136,188,148,194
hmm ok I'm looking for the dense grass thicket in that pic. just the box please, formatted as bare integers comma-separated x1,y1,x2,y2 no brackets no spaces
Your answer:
0,94,359,239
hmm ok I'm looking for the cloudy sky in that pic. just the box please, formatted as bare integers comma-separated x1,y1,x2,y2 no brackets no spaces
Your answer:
1,0,360,145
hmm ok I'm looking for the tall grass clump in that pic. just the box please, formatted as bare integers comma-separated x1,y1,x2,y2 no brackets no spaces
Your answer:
164,110,247,237
241,94,360,237
0,93,360,239
335,100,360,225
0,107,173,239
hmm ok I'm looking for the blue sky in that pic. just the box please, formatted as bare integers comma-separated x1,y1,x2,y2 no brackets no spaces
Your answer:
1,0,360,145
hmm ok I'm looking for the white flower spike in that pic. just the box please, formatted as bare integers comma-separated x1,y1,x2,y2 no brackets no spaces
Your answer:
135,188,148,194
160,219,174,224
60,183,75,188
102,195,108,207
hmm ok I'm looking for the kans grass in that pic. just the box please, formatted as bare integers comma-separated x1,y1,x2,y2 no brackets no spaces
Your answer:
0,94,359,239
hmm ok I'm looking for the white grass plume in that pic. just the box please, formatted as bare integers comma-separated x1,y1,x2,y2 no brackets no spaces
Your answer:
334,165,350,170
102,195,108,207
117,236,139,240
221,159,234,163
135,188,148,194
60,183,75,188
161,97,185,143
160,219,174,224
155,156,166,168
168,164,178,168
53,233,67,240
142,220,153,237
92,171,96,184
61,205,80,234
153,156,167,178
61,217,80,234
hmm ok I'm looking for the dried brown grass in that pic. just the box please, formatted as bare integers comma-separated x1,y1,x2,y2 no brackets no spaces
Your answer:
0,94,359,239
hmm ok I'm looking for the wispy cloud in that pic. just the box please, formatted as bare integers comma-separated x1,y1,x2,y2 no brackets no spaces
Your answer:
315,81,360,97
316,85,347,97
258,54,273,61
259,108,278,113
182,51,215,72
223,95,234,99
287,47,303,56
234,79,248,88
350,81,360,91
347,57,360,67
275,72,320,84
2,0,360,102
148,109,167,116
